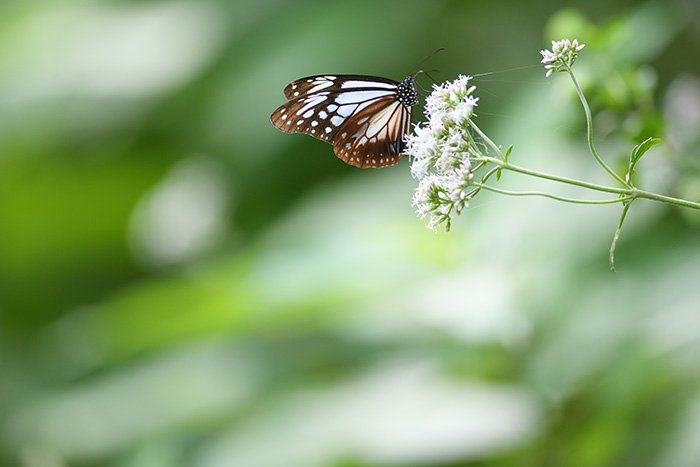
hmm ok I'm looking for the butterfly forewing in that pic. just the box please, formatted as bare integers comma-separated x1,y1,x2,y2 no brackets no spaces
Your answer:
271,87,396,141
283,74,399,100
271,74,417,168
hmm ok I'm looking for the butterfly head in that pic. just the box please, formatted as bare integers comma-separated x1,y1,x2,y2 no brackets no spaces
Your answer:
397,76,418,107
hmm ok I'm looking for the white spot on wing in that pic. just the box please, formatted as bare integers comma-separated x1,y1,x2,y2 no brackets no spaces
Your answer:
308,81,334,93
335,90,392,105
331,116,344,126
297,96,327,115
336,105,356,117
303,109,314,118
341,80,396,90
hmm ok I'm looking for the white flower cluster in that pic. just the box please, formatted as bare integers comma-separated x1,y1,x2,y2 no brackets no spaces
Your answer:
405,75,479,231
540,39,585,77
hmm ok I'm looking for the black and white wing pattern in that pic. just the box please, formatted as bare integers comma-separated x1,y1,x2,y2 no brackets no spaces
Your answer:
270,74,417,168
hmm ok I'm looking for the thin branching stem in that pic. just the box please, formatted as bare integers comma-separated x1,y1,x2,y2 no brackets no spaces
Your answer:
469,120,504,159
565,65,629,187
478,156,700,209
476,184,634,205
481,156,628,195
609,202,632,272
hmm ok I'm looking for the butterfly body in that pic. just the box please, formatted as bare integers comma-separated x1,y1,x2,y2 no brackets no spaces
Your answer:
271,75,417,168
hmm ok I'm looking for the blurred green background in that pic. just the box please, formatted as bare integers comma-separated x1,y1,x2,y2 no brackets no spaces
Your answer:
2,0,700,466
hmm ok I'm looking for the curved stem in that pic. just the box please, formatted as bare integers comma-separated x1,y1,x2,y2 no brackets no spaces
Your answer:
476,183,633,205
480,165,502,183
565,65,629,187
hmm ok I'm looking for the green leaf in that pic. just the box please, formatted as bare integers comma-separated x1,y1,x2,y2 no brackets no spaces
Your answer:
496,168,502,181
504,145,513,162
631,137,661,164
626,137,661,184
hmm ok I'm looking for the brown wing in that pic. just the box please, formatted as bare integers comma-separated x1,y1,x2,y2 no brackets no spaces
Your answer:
271,75,411,168
333,98,412,168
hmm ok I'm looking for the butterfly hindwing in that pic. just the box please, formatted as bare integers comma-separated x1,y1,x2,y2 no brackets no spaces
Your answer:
333,98,411,168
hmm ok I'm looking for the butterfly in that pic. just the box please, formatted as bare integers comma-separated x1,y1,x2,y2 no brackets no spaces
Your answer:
270,74,418,168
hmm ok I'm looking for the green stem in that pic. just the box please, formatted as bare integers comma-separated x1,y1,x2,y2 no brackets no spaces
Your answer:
565,65,629,188
476,183,634,205
483,157,628,195
480,166,502,183
630,190,700,210
609,202,632,272
469,120,504,159
480,156,700,210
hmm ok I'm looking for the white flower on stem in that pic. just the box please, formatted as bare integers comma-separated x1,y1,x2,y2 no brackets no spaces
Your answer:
413,174,451,229
411,161,473,231
540,38,585,77
406,75,482,231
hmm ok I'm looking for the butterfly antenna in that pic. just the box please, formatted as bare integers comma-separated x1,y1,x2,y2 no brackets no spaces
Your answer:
421,69,440,85
410,48,445,75
412,69,440,95
471,64,540,78
414,79,431,94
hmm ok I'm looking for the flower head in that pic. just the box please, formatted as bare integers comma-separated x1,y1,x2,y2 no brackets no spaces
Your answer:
405,75,482,231
540,38,585,77
425,75,479,132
